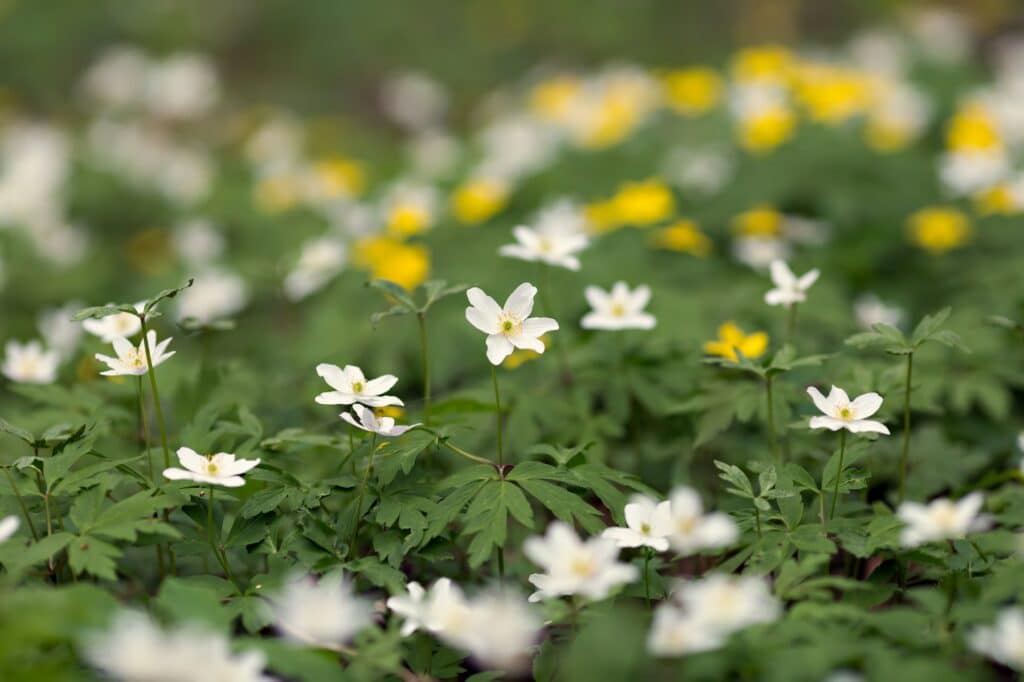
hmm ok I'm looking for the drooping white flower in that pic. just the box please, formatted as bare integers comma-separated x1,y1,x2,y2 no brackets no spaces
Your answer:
0,516,19,544
82,609,271,682
340,404,420,438
283,237,347,301
969,607,1024,671
176,270,248,325
647,604,727,657
267,573,373,650
2,340,60,384
315,364,403,408
665,487,739,555
38,302,83,359
465,283,559,366
672,574,781,635
524,521,637,602
853,294,904,330
499,201,589,271
602,495,673,551
82,303,144,342
897,492,990,547
444,590,541,672
807,385,890,435
764,259,819,307
163,447,260,488
581,282,656,331
95,330,175,377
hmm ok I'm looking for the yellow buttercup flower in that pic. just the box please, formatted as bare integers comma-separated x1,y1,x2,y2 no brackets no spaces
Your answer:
738,105,797,153
450,178,508,225
353,237,431,291
530,76,582,123
662,67,722,115
583,199,622,234
610,179,676,226
793,63,873,124
311,157,366,199
906,207,972,254
649,219,712,257
946,105,1003,153
124,228,173,276
704,322,769,361
731,205,783,237
386,203,431,237
577,93,643,149
974,184,1020,216
731,45,795,84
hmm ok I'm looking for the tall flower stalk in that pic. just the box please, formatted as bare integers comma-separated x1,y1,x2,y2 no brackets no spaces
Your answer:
898,353,913,503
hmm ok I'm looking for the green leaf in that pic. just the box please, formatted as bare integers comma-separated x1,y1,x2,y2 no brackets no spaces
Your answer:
714,460,755,498
368,279,417,310
0,417,35,445
517,478,603,533
910,307,951,346
421,280,468,311
142,278,195,314
68,536,121,581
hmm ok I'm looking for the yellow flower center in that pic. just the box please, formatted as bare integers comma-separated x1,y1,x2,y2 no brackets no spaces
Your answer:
498,314,522,337
677,517,697,535
570,556,597,578
352,382,364,393
640,522,651,534
206,460,219,475
838,407,853,420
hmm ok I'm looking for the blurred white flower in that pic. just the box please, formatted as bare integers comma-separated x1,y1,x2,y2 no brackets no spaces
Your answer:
847,28,910,76
95,330,174,376
673,574,780,635
733,236,790,270
340,404,420,437
524,521,637,602
500,202,589,271
2,340,60,384
444,590,540,672
465,283,559,365
173,218,225,268
807,385,890,435
315,363,403,408
897,493,990,547
407,128,460,178
854,294,904,330
245,115,303,169
581,282,655,330
388,577,470,638
0,516,19,544
176,270,248,325
38,302,83,359
26,217,90,267
969,607,1024,671
163,447,260,488
764,260,819,307
477,114,560,182
0,123,71,242
380,71,448,132
939,150,1009,196
663,146,734,195
283,236,346,301
380,180,439,235
647,604,726,657
81,46,151,110
267,573,373,650
602,494,673,551
144,53,220,120
82,303,143,342
665,487,738,555
387,580,432,636
907,8,971,65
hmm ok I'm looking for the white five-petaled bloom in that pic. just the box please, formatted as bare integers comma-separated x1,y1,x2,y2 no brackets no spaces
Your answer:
665,487,739,555
764,259,820,307
897,492,990,547
524,521,638,603
315,363,403,407
647,604,727,657
95,330,175,377
969,607,1024,671
82,303,144,342
807,385,890,435
0,516,19,544
465,283,559,366
341,404,421,437
581,282,656,331
163,447,260,488
673,574,781,635
498,201,590,271
82,610,271,682
2,340,60,384
602,495,674,551
387,577,471,638
267,573,373,651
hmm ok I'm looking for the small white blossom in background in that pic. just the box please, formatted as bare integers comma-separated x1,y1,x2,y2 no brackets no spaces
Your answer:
407,128,461,179
267,573,373,651
82,610,271,682
315,364,403,408
969,607,1024,671
665,487,738,555
602,495,673,551
387,577,469,638
581,282,656,331
853,294,904,330
647,604,726,657
163,447,260,488
524,521,637,602
176,270,248,326
939,149,1009,197
764,259,819,307
2,339,60,384
283,236,347,301
499,200,590,271
476,114,560,182
897,492,990,547
80,45,151,110
663,146,734,196
173,218,225,268
733,236,791,270
380,71,448,132
0,516,19,544
465,283,559,365
443,590,540,673
341,404,420,437
807,385,890,435
38,301,83,359
82,303,144,342
95,331,175,377
144,52,220,121
906,7,971,65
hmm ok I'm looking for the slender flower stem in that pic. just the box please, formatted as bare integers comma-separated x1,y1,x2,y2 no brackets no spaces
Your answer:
136,376,154,483
417,313,431,424
441,440,495,467
643,548,653,606
830,430,847,519
786,303,798,343
496,545,505,581
3,466,38,540
753,505,762,539
765,375,780,464
898,352,914,503
140,318,171,470
350,434,377,553
206,486,237,586
491,366,504,467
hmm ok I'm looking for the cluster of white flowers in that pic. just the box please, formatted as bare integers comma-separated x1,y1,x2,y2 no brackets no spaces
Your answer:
314,363,419,436
602,489,738,555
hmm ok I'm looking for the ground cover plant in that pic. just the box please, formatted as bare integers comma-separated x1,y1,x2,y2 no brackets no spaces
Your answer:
3,2,1024,680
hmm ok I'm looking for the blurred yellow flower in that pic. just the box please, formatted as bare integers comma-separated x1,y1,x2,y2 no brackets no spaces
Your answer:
610,179,676,226
864,117,915,152
450,178,508,225
731,205,783,237
738,105,797,153
254,173,302,214
793,64,873,124
374,405,405,420
649,219,712,257
704,322,769,361
731,45,795,84
946,105,1003,152
584,199,622,234
312,157,366,199
578,93,643,149
906,207,972,254
974,184,1020,216
662,68,722,115
503,335,550,369
353,237,431,290
386,203,431,237
530,76,582,123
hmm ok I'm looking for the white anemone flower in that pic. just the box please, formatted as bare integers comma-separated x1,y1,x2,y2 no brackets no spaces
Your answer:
672,574,781,635
82,303,144,342
386,580,432,636
602,495,673,551
764,259,819,307
853,294,904,330
2,340,60,384
315,363,403,408
969,607,1024,671
665,487,738,555
499,201,589,271
283,237,347,301
647,604,727,657
581,282,656,331
524,521,637,602
465,283,559,366
897,492,990,547
0,516,19,544
807,385,890,435
163,447,260,488
38,301,84,358
176,270,248,325
445,590,541,672
340,404,420,437
267,573,373,650
95,330,175,377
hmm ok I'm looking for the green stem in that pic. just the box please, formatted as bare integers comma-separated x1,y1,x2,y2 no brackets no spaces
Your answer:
137,376,154,484
491,366,504,467
496,546,505,581
753,505,762,539
2,466,39,540
441,440,495,467
417,313,431,424
765,375,780,464
350,434,377,552
643,549,652,606
830,430,847,520
207,486,236,586
898,352,914,503
786,303,798,343
140,319,171,470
